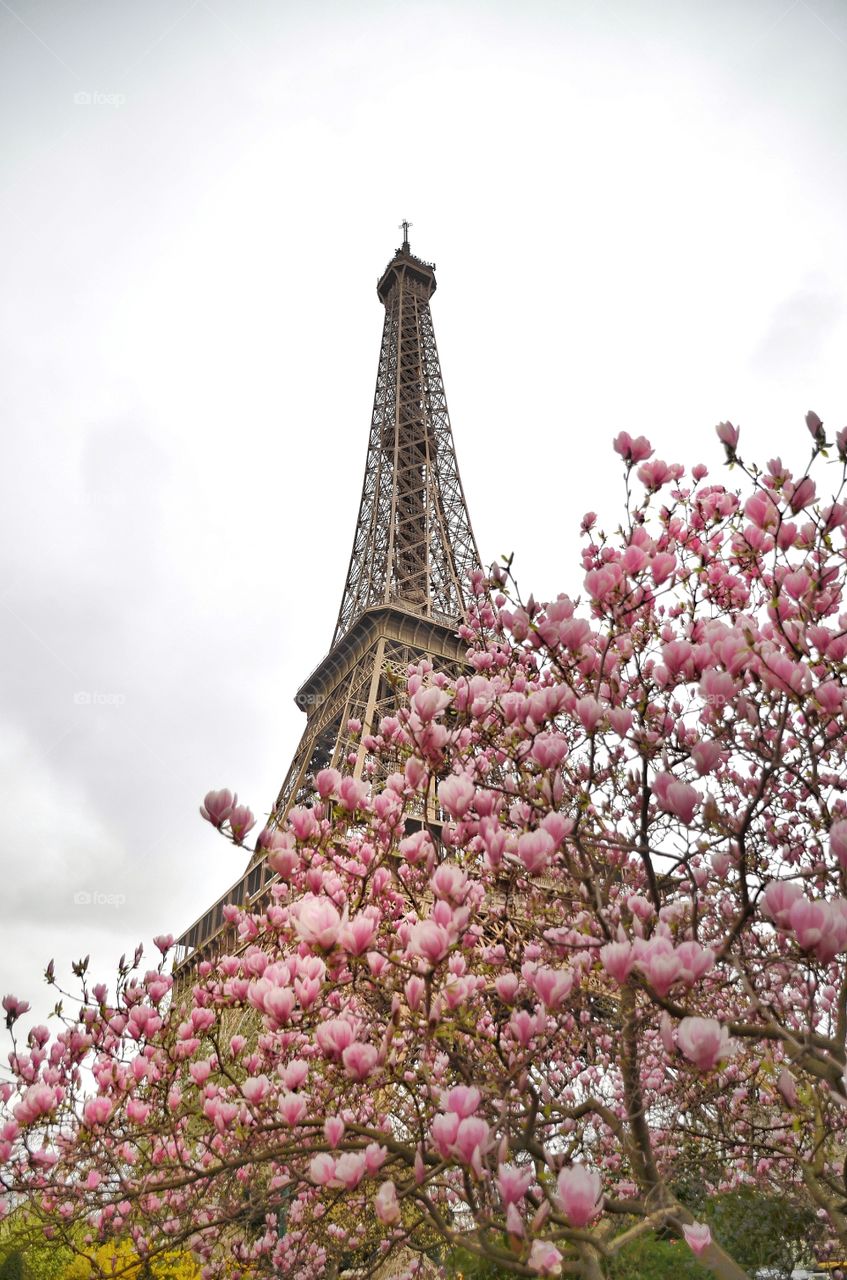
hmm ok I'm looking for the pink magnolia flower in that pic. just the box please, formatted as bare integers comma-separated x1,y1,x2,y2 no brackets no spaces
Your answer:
327,1116,348,1146
777,1067,797,1108
715,420,739,450
342,1041,379,1081
600,941,635,984
442,1085,481,1118
2,995,30,1024
557,1164,602,1227
452,1116,491,1171
498,1162,533,1205
438,774,475,818
517,829,555,874
575,695,603,733
293,896,343,949
830,820,847,870
527,1240,563,1275
241,1074,270,1104
407,920,451,965
683,1221,712,1256
653,772,700,824
374,1180,400,1225
315,767,342,799
309,1152,336,1186
338,776,370,811
228,804,255,843
613,431,653,464
411,686,451,722
691,739,722,775
677,1017,733,1071
199,788,235,828
13,1083,55,1126
279,1093,307,1126
339,912,378,956
83,1096,113,1127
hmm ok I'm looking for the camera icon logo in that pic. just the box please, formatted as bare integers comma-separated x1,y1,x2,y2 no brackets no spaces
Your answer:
73,91,92,105
73,890,92,905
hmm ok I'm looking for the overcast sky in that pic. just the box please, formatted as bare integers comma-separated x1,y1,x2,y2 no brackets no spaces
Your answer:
1,0,846,1022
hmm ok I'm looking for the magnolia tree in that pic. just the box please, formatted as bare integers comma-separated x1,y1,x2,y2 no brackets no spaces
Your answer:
3,415,847,1280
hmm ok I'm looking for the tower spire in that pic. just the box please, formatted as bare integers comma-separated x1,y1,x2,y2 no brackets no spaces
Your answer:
333,238,479,645
174,239,480,974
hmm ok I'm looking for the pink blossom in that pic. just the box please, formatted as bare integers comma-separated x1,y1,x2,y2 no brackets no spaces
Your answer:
683,1222,712,1256
309,1153,336,1186
653,772,699,824
761,879,803,929
411,686,451,722
777,1067,797,1108
315,1017,358,1060
786,474,816,513
530,732,568,768
279,1093,307,1126
613,431,653,464
650,552,677,585
83,1096,113,1127
293,896,342,949
199,788,235,828
338,776,370,811
342,1041,379,1081
315,768,342,799
575,695,603,733
2,995,30,1024
677,1017,733,1071
531,966,574,1009
241,1074,270,1104
126,1098,151,1124
407,920,451,964
691,739,722,775
600,941,635,984
715,420,739,450
374,1180,400,1225
442,1085,481,1117
438,774,475,818
339,912,378,955
789,896,829,950
830,820,847,870
556,1164,602,1227
431,864,469,902
324,1115,345,1147
228,804,255,843
527,1240,563,1275
13,1083,55,1126
498,1162,533,1205
452,1116,491,1170
517,829,555,874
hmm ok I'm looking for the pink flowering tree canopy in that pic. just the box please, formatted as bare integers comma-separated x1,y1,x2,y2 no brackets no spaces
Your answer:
4,414,847,1279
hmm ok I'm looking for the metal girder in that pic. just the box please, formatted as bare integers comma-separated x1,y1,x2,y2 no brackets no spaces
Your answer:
173,241,480,976
333,245,480,644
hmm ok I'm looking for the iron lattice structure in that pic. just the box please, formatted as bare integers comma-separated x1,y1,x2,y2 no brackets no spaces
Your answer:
174,238,480,973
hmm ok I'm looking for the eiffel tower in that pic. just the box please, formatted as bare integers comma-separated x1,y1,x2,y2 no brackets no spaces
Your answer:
174,228,481,974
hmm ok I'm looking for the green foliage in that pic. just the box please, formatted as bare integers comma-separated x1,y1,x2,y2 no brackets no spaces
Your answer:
442,1247,514,1278
703,1188,821,1275
608,1233,711,1280
0,1250,26,1280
